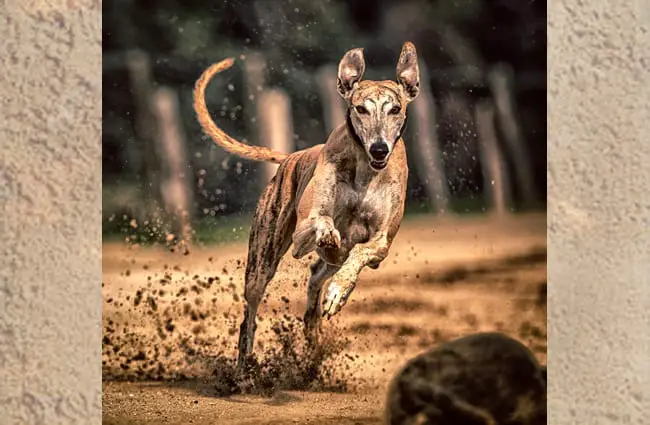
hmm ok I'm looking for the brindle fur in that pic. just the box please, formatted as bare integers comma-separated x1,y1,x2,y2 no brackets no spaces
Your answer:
194,42,421,372
385,333,547,425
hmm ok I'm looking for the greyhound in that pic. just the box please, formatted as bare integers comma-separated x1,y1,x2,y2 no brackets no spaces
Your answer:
193,42,420,372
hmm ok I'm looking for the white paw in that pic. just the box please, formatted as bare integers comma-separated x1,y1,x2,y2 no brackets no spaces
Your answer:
322,282,354,319
315,222,341,249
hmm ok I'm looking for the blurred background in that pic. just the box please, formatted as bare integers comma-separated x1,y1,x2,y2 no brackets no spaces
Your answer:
102,0,546,247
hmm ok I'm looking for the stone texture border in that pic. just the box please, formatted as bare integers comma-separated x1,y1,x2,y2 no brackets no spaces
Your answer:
1,1,649,424
1,1,102,424
546,1,650,423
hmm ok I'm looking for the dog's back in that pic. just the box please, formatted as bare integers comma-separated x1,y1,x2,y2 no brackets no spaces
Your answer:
385,332,546,425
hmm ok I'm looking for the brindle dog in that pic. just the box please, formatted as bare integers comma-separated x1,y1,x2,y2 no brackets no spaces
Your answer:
193,42,420,372
385,333,547,425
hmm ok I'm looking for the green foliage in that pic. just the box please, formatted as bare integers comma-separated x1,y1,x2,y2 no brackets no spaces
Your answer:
191,214,252,245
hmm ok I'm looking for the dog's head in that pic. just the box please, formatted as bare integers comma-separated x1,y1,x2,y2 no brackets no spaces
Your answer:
337,41,420,171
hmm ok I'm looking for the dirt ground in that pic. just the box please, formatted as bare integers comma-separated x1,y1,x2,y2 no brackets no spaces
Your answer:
102,213,547,425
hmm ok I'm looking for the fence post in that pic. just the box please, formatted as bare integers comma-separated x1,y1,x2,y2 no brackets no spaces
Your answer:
125,49,162,221
411,63,450,214
257,88,294,184
475,98,512,216
488,63,539,207
316,64,346,132
152,86,194,249
243,52,268,189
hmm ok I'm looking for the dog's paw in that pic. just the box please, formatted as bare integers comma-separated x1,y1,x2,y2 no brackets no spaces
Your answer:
315,219,341,249
322,281,354,319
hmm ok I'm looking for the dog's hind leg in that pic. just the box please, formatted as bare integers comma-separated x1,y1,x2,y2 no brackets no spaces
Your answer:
236,174,296,374
303,259,339,346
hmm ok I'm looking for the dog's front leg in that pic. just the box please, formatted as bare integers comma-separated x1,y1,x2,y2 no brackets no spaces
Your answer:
292,160,341,259
292,215,342,259
321,233,391,319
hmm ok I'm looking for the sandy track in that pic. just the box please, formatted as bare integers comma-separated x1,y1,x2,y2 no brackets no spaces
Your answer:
102,213,547,424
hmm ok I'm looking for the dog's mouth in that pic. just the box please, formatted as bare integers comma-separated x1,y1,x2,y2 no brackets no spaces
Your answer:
369,159,388,170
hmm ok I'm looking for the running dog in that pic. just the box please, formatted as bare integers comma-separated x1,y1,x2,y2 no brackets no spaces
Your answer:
193,42,420,372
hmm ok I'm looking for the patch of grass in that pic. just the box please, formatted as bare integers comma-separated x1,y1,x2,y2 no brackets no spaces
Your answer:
191,214,252,246
101,213,252,247
404,196,547,218
102,197,546,247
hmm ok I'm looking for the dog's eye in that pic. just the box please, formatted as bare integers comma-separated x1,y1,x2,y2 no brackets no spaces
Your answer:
355,105,369,115
389,105,401,115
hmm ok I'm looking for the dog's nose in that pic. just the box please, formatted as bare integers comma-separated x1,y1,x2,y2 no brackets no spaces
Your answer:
369,142,389,161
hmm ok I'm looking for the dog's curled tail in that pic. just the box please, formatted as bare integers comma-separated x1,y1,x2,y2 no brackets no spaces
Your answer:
193,58,289,164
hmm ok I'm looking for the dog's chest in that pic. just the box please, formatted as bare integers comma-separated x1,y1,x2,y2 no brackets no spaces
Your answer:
335,179,386,243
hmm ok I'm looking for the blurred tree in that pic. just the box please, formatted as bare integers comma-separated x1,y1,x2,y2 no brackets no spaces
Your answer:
102,0,547,231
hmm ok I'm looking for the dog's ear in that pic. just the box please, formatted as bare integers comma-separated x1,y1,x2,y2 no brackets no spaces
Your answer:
396,41,420,102
337,48,365,99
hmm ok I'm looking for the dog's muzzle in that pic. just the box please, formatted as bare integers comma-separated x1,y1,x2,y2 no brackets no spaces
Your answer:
368,141,390,170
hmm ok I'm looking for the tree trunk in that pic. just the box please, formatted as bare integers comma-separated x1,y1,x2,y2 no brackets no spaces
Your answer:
243,51,266,144
242,51,268,190
488,63,539,207
257,88,294,184
152,86,194,251
474,98,512,216
411,63,449,214
316,64,346,132
125,49,162,222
